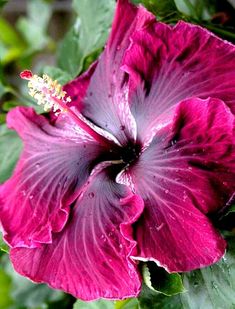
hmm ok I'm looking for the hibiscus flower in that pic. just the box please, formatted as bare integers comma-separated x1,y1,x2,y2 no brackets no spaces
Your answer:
0,0,235,301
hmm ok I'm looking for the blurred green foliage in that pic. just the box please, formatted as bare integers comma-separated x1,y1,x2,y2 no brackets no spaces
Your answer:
142,263,185,296
0,0,52,68
0,124,22,183
0,0,235,308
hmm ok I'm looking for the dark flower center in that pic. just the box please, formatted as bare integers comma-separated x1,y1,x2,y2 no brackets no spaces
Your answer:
120,143,141,164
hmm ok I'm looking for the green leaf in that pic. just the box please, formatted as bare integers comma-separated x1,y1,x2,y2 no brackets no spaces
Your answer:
174,0,196,17
0,81,7,98
11,280,63,309
141,0,178,19
57,26,83,78
16,0,52,54
131,0,183,23
114,299,139,309
142,262,185,296
139,235,235,309
0,125,22,183
73,299,114,309
0,233,9,253
73,298,139,309
0,114,6,124
0,17,25,64
0,268,13,309
0,0,7,10
2,255,64,309
181,235,235,309
204,23,235,42
43,66,73,85
173,0,215,20
57,0,115,77
0,17,23,47
2,100,20,112
139,285,183,309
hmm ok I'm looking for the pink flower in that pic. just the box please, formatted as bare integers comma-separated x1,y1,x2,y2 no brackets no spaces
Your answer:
0,0,235,301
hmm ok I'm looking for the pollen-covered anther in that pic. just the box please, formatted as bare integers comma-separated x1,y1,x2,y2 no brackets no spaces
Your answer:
20,70,71,114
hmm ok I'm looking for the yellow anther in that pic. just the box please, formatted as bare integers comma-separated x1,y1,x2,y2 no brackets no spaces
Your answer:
20,70,71,114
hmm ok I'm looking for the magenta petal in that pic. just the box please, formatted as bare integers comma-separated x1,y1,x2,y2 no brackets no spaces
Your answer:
123,21,235,143
121,97,235,272
10,166,144,300
0,107,106,248
80,0,155,145
133,198,226,272
63,61,97,111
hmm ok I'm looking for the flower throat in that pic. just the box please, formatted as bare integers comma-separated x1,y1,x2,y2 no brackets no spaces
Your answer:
20,71,141,167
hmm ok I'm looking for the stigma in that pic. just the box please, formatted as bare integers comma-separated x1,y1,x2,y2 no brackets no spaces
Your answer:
20,70,71,115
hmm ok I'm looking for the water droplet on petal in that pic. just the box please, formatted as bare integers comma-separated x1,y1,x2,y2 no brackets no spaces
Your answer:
120,125,125,131
155,222,165,231
29,195,34,200
88,192,95,199
165,189,169,194
21,190,26,196
183,190,187,202
100,234,105,240
171,139,177,146
35,163,40,169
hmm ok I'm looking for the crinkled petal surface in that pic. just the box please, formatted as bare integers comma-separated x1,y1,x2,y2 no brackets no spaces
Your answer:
123,20,235,143
0,107,107,248
80,0,155,145
120,98,235,272
10,166,144,300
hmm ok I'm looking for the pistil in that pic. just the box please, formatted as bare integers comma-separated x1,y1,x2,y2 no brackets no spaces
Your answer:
20,70,111,147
